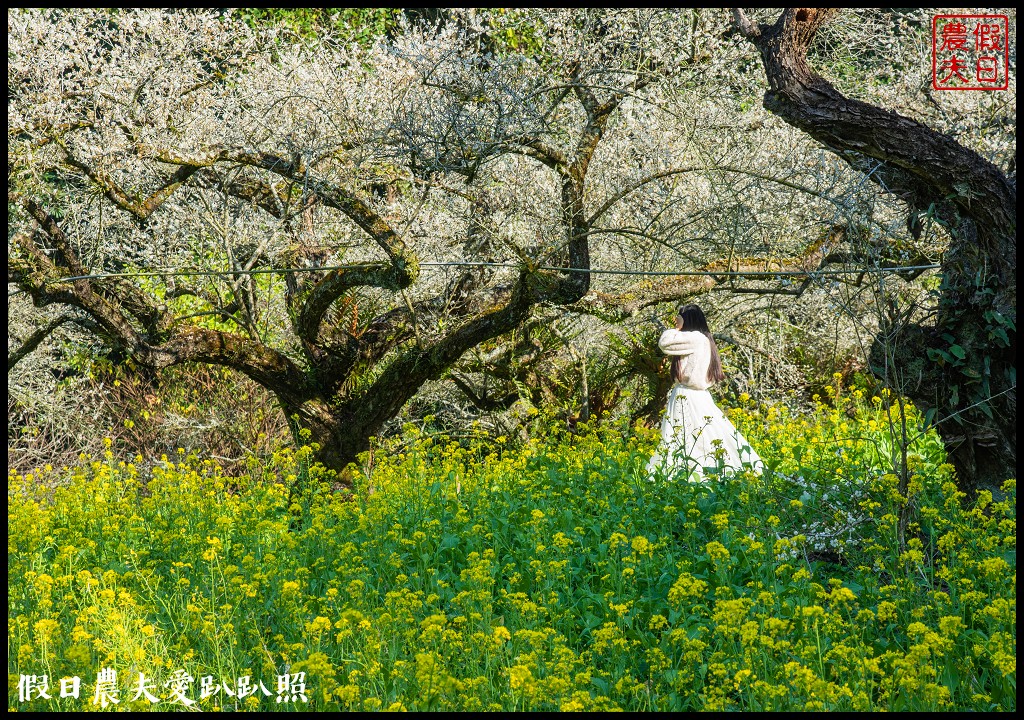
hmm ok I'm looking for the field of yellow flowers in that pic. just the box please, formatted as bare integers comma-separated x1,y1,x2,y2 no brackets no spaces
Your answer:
8,381,1016,711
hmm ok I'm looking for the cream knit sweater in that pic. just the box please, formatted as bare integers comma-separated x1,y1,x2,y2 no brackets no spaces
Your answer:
659,329,713,390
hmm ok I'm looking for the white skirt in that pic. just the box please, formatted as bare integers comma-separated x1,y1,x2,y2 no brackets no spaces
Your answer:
647,385,763,481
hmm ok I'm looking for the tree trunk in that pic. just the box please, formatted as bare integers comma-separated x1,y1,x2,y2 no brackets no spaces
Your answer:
734,8,1016,492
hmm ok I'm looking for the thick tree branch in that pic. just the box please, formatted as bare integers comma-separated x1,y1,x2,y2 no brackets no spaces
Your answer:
8,315,94,370
143,145,419,277
539,80,631,305
510,136,569,170
98,278,172,340
294,263,414,343
196,171,304,219
336,271,534,433
13,196,170,339
9,209,306,406
10,228,144,353
571,89,617,179
150,327,313,407
567,240,914,321
732,7,1015,290
731,8,763,40
60,143,201,221
145,145,422,342
14,194,86,276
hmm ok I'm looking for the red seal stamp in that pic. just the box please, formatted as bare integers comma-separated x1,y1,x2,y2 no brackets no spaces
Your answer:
932,14,1009,90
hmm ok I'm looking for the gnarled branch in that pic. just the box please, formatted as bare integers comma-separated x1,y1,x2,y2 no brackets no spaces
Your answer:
8,314,97,369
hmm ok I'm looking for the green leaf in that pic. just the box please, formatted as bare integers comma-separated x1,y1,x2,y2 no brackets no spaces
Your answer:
989,326,1009,346
961,367,982,381
948,344,966,360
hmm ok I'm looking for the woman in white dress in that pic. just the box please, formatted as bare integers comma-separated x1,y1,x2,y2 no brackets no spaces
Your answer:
647,304,764,481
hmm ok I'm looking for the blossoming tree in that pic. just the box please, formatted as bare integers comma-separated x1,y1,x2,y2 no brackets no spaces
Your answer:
9,9,1014,490
8,9,711,473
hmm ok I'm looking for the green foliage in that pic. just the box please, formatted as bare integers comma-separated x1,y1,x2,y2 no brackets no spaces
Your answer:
927,271,1017,425
232,8,400,45
482,9,546,58
8,392,1016,711
232,7,546,59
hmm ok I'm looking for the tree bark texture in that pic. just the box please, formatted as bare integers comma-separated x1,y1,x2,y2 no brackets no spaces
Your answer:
735,8,1016,491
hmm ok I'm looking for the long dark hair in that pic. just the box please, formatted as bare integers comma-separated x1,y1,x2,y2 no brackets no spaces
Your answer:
671,304,726,385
